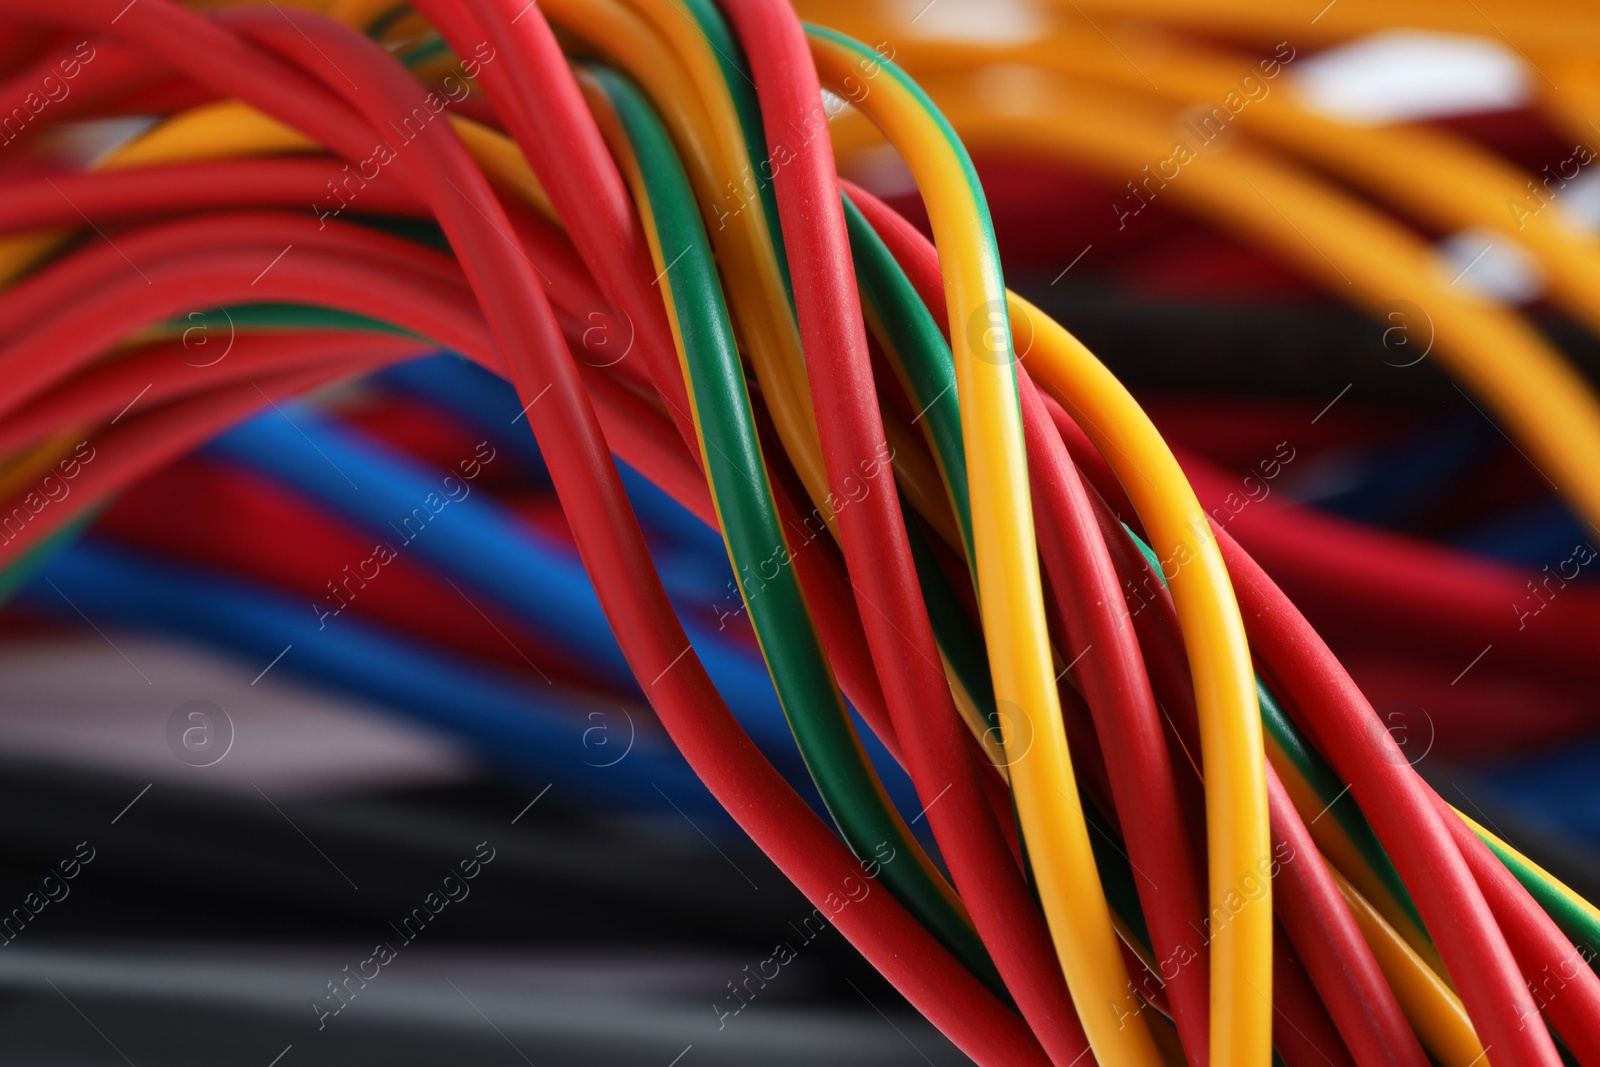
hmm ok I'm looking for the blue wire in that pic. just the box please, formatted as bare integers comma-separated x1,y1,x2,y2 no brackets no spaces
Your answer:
376,354,551,480
1302,412,1492,527
205,404,933,834
20,538,718,814
1465,740,1600,848
1449,496,1591,565
377,353,725,558
204,404,799,752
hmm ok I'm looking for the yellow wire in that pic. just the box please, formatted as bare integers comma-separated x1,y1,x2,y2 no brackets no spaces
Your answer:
1530,52,1600,147
1265,731,1447,977
794,0,1598,54
793,5,1600,374
809,31,1195,1067
1016,290,1273,1066
542,0,834,519
857,72,1600,610
861,32,1600,356
326,0,398,30
1332,865,1489,1067
103,101,314,166
0,101,551,282
1455,807,1600,932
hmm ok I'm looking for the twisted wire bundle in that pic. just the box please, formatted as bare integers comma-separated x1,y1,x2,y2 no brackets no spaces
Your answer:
0,0,1598,1064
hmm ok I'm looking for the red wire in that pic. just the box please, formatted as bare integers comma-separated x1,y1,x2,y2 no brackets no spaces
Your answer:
412,0,699,455
0,253,672,589
0,159,426,233
1214,523,1561,1067
1,365,366,558
0,247,494,427
720,2,1089,1062
1018,372,1212,1063
1272,932,1357,1067
1267,766,1428,1067
1429,791,1600,1061
0,38,163,157
0,8,1051,1056
0,210,469,338
843,172,1211,1062
1174,449,1599,687
98,455,606,692
0,330,427,458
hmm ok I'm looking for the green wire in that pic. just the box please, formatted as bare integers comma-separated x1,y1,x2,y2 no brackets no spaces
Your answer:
839,136,1175,974
0,512,97,607
674,0,795,307
364,3,413,40
794,22,1444,966
1475,828,1600,958
1123,532,1430,942
844,193,975,568
587,64,1001,992
665,8,1007,811
399,36,450,69
1257,685,1427,935
149,305,417,338
803,25,1017,411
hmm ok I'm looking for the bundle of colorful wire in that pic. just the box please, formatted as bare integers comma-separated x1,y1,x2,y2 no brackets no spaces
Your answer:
0,0,1598,1064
